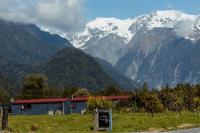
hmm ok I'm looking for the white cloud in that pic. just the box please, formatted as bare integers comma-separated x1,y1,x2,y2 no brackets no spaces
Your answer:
0,0,86,33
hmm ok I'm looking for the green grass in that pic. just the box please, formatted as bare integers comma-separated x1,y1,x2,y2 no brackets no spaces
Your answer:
7,111,200,133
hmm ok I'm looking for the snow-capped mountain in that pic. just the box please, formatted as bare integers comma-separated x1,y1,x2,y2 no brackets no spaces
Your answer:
66,10,200,88
66,10,200,64
68,17,135,48
68,10,200,48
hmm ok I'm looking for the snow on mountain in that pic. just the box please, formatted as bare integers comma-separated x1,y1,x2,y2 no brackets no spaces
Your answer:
129,10,200,41
86,17,134,41
67,10,200,48
67,17,135,48
147,10,196,29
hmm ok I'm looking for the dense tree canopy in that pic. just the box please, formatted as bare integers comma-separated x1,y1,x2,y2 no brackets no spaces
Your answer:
22,74,48,99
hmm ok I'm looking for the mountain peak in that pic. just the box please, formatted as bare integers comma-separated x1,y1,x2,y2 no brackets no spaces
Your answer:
146,10,197,28
87,17,134,40
67,10,200,48
150,10,196,18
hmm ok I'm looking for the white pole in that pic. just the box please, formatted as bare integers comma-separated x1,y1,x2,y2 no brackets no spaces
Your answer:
62,102,65,115
71,95,73,114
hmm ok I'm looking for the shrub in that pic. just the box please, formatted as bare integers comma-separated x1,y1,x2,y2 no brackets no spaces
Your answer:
193,97,200,115
141,92,164,116
31,124,39,131
87,96,112,111
168,94,184,114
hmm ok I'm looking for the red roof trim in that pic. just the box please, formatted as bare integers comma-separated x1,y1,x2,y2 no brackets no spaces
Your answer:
71,96,129,102
13,98,69,104
12,96,129,104
71,96,88,102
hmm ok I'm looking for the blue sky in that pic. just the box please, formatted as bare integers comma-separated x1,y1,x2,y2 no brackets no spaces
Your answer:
85,0,200,19
0,0,199,32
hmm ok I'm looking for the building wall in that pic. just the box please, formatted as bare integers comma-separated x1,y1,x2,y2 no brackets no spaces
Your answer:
12,101,70,115
71,102,86,113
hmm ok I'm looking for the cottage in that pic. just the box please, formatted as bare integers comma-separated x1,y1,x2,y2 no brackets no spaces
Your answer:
11,96,129,115
12,98,70,115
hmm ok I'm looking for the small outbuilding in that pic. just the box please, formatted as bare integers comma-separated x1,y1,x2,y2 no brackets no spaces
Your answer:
12,98,70,115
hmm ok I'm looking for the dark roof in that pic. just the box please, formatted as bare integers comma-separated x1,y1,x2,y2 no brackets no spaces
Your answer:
71,96,129,102
13,98,69,104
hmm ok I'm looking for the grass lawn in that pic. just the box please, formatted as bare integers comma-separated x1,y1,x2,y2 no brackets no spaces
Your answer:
7,111,200,133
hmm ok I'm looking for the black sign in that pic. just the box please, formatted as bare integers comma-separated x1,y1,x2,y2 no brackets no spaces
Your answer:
98,111,110,128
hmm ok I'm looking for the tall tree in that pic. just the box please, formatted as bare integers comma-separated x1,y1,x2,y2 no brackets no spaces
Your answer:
22,74,48,99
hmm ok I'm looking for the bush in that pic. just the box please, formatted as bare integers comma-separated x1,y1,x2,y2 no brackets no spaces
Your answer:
168,94,184,114
31,124,39,131
141,92,164,116
193,97,200,114
87,96,112,111
74,88,90,97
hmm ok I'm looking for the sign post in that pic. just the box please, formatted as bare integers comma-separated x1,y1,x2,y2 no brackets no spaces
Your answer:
0,107,2,131
2,106,8,130
93,109,112,132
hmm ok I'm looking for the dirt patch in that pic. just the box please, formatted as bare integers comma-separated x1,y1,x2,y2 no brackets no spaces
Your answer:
167,127,174,130
148,127,166,132
177,123,195,128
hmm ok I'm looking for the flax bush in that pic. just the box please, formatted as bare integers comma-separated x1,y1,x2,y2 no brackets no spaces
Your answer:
87,96,112,111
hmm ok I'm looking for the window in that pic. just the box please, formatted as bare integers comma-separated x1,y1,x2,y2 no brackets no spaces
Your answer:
23,104,32,110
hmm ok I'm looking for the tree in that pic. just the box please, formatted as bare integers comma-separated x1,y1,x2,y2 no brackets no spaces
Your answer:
168,94,184,114
44,87,62,98
158,87,173,111
0,89,9,103
97,85,122,96
142,82,148,91
74,88,90,97
193,97,200,115
22,74,48,99
141,92,164,117
63,87,78,97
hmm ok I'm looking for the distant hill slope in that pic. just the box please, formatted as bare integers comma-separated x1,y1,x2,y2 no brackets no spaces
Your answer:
95,57,138,89
0,19,71,64
0,48,119,91
22,24,71,48
38,48,118,91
